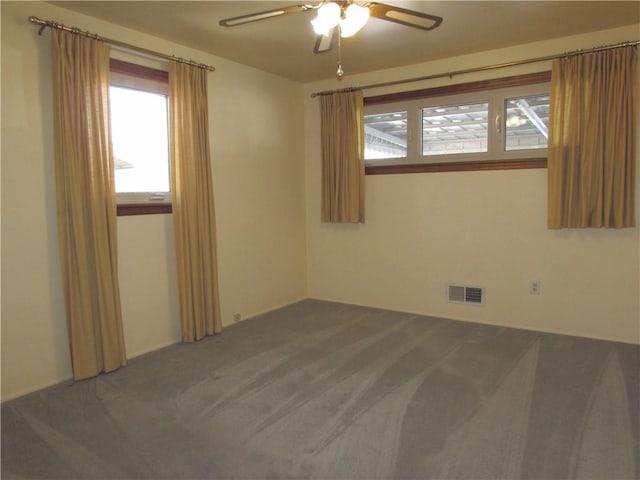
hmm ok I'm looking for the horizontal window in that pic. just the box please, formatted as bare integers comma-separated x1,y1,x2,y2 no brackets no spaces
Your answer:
364,72,550,173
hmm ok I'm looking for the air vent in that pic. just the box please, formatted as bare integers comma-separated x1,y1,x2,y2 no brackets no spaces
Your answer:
448,285,484,305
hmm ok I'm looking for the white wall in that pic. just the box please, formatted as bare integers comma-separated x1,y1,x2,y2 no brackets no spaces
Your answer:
304,25,640,344
1,1,307,401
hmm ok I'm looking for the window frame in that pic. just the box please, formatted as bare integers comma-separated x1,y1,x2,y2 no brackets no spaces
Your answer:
110,59,172,216
364,71,551,175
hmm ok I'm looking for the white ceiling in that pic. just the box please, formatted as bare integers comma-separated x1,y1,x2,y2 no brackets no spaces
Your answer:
50,1,640,82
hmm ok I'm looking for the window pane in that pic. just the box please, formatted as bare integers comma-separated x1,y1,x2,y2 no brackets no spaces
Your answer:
504,94,549,151
110,86,170,193
422,103,489,156
364,111,408,159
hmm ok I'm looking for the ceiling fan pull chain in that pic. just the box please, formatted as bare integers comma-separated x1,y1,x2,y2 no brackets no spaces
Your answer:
336,29,344,77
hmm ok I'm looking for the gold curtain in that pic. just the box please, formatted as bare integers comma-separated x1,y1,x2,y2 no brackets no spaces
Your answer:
169,61,222,342
547,46,637,228
320,90,365,223
51,30,126,379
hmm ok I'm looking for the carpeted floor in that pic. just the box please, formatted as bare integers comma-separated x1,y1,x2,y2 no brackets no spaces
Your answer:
2,299,639,479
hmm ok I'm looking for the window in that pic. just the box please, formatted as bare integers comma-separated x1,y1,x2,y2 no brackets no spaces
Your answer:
364,110,408,159
421,101,489,156
109,59,171,215
503,94,549,151
364,73,550,174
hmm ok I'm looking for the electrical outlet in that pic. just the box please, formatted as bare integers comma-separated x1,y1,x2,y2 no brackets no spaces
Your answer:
530,281,541,295
233,313,241,322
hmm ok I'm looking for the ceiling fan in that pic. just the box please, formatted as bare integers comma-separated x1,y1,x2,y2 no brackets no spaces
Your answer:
219,1,443,76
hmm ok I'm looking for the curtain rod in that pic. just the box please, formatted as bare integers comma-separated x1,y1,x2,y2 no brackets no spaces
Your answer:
310,39,639,98
28,16,215,72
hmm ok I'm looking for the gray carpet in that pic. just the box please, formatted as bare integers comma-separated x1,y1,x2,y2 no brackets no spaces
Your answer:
2,299,639,479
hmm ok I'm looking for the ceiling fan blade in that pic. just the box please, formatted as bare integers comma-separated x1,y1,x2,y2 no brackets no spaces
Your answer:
368,2,443,31
219,4,313,27
313,28,337,54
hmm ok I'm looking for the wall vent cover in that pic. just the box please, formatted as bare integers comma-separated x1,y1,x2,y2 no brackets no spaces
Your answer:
448,285,484,305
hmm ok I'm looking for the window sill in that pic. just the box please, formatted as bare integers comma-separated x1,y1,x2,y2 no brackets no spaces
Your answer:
365,158,547,175
117,203,172,216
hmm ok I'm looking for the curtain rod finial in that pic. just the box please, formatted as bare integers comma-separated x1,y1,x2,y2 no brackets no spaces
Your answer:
28,16,47,35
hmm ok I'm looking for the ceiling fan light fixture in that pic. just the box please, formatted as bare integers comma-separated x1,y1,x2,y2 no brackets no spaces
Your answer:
311,2,341,36
339,3,369,38
220,1,443,77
